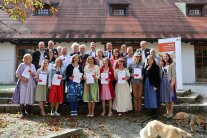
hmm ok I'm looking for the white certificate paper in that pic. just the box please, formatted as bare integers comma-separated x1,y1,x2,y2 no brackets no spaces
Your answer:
73,72,83,83
101,73,108,84
86,72,94,84
52,74,62,85
117,71,126,84
38,74,47,85
134,68,142,79
21,66,31,79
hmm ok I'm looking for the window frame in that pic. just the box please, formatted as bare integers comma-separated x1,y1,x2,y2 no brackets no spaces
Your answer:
186,4,204,17
33,4,52,16
109,4,129,16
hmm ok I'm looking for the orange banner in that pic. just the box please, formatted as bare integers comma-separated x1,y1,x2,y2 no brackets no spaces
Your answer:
158,42,175,52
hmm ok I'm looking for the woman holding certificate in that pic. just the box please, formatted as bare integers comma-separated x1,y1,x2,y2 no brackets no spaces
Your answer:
100,58,115,116
16,54,36,117
35,59,49,116
128,52,144,115
65,54,83,116
113,58,132,116
83,56,100,117
143,55,161,117
48,58,65,116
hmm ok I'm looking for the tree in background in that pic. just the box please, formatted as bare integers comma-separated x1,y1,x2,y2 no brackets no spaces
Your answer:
0,0,58,22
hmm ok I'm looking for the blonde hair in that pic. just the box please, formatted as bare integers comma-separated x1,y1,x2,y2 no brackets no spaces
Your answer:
22,54,32,62
96,49,103,56
54,57,63,67
40,59,49,71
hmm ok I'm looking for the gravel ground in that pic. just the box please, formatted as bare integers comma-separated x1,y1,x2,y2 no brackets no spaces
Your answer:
0,112,206,138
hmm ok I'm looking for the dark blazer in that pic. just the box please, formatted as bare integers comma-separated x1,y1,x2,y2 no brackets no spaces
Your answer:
136,48,150,58
120,52,128,58
32,50,49,70
70,52,80,56
104,51,113,58
65,64,83,82
143,63,161,89
79,54,89,70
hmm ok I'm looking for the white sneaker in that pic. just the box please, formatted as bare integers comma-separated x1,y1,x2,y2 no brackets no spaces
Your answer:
55,112,60,116
51,111,55,116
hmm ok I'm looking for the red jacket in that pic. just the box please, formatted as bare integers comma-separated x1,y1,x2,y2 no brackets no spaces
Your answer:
100,67,115,99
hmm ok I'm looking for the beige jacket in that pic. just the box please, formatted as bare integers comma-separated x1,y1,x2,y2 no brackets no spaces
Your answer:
167,62,176,86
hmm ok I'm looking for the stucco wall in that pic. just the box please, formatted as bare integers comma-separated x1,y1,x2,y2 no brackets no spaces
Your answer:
0,42,16,84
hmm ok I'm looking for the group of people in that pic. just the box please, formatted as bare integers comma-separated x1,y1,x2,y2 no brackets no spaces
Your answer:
13,40,176,118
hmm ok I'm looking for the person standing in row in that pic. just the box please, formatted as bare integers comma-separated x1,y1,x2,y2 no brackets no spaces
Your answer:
32,42,49,70
59,47,71,69
83,56,100,117
100,58,115,117
136,41,150,63
16,54,37,117
104,42,113,59
48,58,65,116
143,55,161,117
79,44,89,71
113,58,132,116
120,44,128,58
95,49,104,68
65,54,83,116
125,46,134,68
70,42,80,56
35,59,49,116
128,52,144,115
161,53,176,118
87,42,96,58
46,40,58,58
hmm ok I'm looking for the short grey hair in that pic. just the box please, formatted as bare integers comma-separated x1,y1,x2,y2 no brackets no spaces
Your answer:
71,42,80,50
79,44,86,50
140,41,147,46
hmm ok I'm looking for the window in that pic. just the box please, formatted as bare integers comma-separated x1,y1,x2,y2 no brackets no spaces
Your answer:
187,5,204,16
109,4,129,16
34,4,51,16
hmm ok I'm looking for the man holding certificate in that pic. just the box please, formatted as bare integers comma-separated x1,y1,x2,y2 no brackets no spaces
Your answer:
128,52,144,115
100,58,115,117
83,56,100,117
65,54,83,116
113,58,132,116
48,58,65,116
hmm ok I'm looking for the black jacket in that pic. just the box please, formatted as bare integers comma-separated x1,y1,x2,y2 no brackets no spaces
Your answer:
136,48,150,58
32,50,49,70
143,63,161,88
65,64,83,82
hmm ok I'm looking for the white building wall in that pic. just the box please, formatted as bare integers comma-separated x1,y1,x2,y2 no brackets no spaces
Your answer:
0,42,16,84
181,43,196,83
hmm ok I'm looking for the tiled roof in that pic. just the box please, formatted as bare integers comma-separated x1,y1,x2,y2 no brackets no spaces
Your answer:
0,0,207,40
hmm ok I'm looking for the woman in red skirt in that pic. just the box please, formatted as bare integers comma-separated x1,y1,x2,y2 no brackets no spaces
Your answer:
48,58,65,116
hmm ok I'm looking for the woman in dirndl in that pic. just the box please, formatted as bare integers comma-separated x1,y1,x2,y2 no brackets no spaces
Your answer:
143,55,161,117
65,54,83,116
83,56,100,117
160,53,176,118
48,57,65,116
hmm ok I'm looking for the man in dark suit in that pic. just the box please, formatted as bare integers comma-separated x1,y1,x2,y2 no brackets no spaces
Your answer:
120,44,128,58
103,42,113,58
136,41,150,63
45,40,58,58
79,44,89,70
32,41,49,70
87,42,96,57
